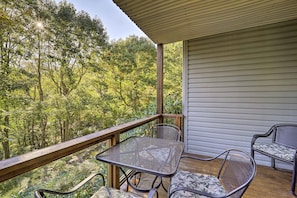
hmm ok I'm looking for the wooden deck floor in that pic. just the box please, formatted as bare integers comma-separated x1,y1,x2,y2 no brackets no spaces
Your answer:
127,153,296,198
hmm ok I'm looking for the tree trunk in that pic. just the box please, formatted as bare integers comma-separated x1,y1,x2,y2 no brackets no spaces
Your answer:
40,118,47,147
2,115,10,159
62,119,70,141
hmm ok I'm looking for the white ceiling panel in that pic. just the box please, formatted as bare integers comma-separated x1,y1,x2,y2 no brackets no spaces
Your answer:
113,0,297,44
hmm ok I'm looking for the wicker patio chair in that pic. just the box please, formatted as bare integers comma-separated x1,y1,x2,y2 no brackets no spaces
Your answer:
128,123,182,193
251,123,297,194
34,172,157,198
169,149,256,198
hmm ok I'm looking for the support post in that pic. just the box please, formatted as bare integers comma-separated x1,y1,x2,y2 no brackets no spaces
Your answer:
157,44,164,123
108,134,120,188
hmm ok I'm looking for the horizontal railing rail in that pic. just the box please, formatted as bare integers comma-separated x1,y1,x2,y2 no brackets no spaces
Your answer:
0,113,183,185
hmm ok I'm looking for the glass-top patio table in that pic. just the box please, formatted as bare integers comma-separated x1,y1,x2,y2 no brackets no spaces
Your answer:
96,136,184,190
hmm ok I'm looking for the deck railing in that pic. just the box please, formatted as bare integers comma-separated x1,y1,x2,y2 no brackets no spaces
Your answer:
0,113,183,188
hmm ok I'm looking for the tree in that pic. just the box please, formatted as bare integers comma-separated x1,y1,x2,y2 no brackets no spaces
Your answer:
164,42,182,114
44,1,108,141
0,0,182,161
100,36,156,122
0,0,38,159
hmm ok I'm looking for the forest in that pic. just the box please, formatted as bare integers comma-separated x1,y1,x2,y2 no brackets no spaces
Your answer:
0,0,182,197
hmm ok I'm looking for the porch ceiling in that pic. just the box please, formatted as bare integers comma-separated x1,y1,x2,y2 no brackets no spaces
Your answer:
113,0,297,44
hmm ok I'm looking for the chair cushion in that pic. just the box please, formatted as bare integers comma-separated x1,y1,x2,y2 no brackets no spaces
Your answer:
91,186,143,198
253,143,295,162
169,170,226,198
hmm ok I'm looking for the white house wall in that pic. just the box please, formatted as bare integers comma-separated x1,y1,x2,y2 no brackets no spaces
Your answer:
183,19,297,167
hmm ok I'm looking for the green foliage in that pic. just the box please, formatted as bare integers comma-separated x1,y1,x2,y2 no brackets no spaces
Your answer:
164,42,183,114
0,143,107,198
99,36,157,119
0,0,182,197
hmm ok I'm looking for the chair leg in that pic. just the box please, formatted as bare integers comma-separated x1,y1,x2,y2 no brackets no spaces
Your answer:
291,162,297,195
271,158,276,169
161,180,167,192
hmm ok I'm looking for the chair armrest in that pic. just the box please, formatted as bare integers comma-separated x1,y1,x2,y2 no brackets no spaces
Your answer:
181,150,230,162
34,172,105,198
181,154,217,162
251,126,275,145
169,186,225,198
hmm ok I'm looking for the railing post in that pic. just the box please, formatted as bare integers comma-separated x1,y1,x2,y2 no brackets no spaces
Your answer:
175,116,181,129
108,133,120,188
162,114,184,141
177,115,184,141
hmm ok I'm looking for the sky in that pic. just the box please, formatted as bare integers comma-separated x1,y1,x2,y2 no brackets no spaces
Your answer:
54,0,147,41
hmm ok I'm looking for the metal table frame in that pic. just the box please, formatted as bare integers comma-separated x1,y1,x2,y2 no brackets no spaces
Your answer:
96,136,184,192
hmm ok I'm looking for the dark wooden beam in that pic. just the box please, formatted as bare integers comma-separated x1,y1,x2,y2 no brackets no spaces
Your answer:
157,44,164,123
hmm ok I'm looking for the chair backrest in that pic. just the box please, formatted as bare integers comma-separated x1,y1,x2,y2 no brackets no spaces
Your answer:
152,123,181,141
273,124,297,148
218,149,256,198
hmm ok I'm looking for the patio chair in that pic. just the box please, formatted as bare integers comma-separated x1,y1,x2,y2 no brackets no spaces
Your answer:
251,124,297,194
151,123,181,141
128,123,182,193
169,149,256,198
34,172,157,198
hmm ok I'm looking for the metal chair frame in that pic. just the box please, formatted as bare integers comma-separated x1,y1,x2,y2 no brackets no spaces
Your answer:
251,123,297,195
169,149,256,198
34,171,157,198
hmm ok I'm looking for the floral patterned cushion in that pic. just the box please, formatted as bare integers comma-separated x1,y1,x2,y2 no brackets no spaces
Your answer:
91,186,143,198
253,143,295,162
169,170,226,198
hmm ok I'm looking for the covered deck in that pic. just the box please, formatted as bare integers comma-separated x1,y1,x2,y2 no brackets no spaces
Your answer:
0,114,295,197
1,1,297,197
113,1,297,196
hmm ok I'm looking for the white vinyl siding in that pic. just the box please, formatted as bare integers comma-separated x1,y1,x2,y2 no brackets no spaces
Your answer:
183,19,297,167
